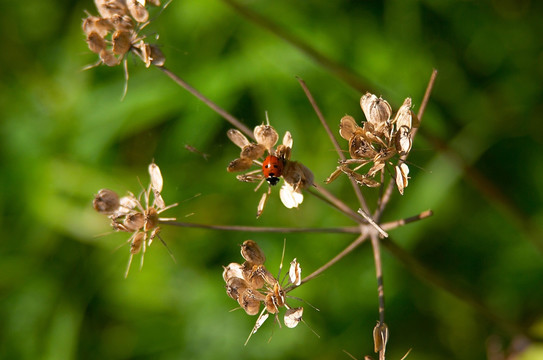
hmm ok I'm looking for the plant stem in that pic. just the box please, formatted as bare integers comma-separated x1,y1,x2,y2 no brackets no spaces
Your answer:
157,66,254,140
162,221,360,234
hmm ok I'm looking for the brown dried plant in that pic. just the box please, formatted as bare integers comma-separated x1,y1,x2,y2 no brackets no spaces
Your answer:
93,162,177,277
223,240,305,345
226,117,314,217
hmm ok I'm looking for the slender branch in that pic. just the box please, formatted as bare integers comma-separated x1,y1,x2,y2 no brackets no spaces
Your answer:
162,220,360,234
358,209,388,238
375,69,438,221
157,66,254,140
297,77,369,214
380,210,433,231
285,233,368,292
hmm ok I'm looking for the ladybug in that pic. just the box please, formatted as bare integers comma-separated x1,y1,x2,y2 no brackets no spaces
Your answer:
262,155,283,186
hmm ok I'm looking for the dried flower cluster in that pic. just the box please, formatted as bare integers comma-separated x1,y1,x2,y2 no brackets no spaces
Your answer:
328,93,419,194
226,123,314,217
82,0,165,68
93,162,177,277
223,240,304,345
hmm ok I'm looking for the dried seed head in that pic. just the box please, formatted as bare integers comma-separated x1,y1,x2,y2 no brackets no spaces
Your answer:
339,115,358,140
227,157,253,173
392,97,413,129
124,212,145,231
241,240,266,265
240,143,266,160
395,163,409,195
254,125,278,150
127,0,149,23
112,30,132,55
349,134,376,159
93,189,120,214
284,307,303,328
86,32,107,54
288,258,302,286
360,93,391,126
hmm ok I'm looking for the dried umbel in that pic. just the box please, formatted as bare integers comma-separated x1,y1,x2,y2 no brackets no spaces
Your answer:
226,119,314,217
328,93,418,194
82,0,165,80
93,162,178,277
222,240,304,345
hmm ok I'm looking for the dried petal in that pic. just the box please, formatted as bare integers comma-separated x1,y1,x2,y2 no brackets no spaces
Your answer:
339,115,358,140
284,307,303,328
252,312,269,333
282,131,293,149
148,162,163,193
256,191,268,218
394,125,412,156
361,93,392,126
149,45,165,67
367,162,385,177
276,144,291,161
119,193,139,213
227,157,253,173
93,189,120,214
240,143,266,160
254,125,278,150
325,167,343,184
227,129,251,149
279,182,304,209
241,240,266,265
223,262,244,282
373,321,389,353
392,97,413,129
289,258,302,286
395,163,409,195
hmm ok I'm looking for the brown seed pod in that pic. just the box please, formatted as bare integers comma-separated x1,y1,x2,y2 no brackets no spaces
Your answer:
223,262,244,282
240,143,266,160
112,30,132,55
349,133,376,159
86,32,107,54
124,212,145,232
392,97,413,129
94,0,129,18
227,129,251,149
144,207,158,231
395,163,409,195
99,49,120,66
339,115,358,140
240,240,266,265
110,14,134,31
82,16,113,37
360,93,392,126
254,125,278,150
127,0,149,23
226,277,249,301
284,307,303,328
93,189,120,214
373,321,389,353
239,289,262,316
130,231,146,255
149,45,165,67
394,125,412,156
227,157,253,173
288,258,301,286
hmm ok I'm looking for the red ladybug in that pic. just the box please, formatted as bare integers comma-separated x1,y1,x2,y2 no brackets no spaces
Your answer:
262,155,283,186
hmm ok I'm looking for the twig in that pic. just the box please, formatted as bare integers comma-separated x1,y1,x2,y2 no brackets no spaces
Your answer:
297,77,369,214
157,66,254,140
285,233,368,292
162,221,361,234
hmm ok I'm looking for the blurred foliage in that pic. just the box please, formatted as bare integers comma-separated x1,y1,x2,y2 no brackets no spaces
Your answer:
1,0,543,359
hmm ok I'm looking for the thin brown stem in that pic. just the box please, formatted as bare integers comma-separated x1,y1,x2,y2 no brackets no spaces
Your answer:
370,233,385,325
157,66,254,140
375,69,438,220
297,77,369,214
162,221,360,234
380,210,433,232
285,233,368,292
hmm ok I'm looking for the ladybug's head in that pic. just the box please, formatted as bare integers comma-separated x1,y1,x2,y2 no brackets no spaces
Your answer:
266,176,281,186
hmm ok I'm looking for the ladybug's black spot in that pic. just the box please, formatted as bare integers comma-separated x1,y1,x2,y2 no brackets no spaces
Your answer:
266,176,280,186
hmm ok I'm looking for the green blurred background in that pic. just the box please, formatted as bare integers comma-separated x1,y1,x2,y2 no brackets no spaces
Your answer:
1,0,543,359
